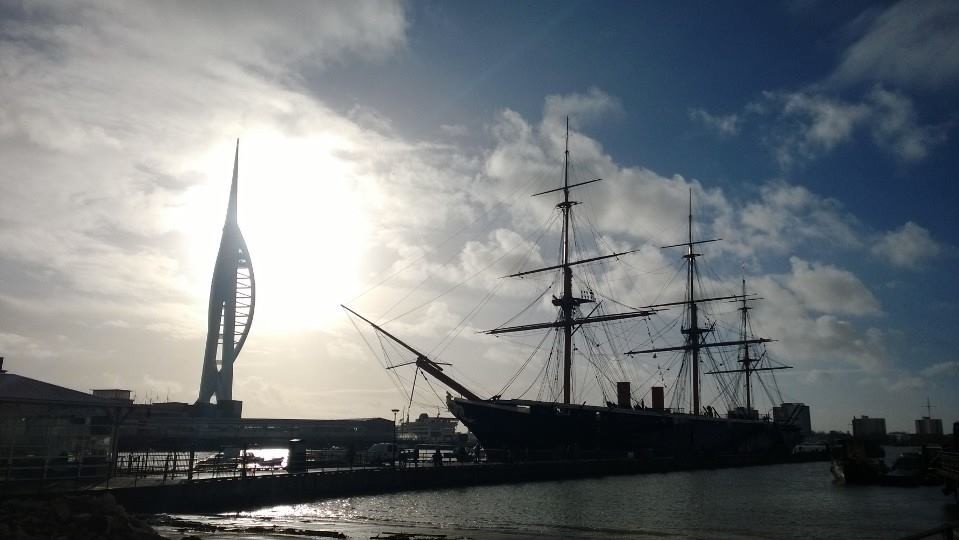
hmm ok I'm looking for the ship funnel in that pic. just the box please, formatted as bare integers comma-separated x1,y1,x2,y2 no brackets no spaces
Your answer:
616,382,631,408
652,386,665,410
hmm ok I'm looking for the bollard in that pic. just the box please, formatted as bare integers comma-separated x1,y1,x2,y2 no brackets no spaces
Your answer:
287,439,306,474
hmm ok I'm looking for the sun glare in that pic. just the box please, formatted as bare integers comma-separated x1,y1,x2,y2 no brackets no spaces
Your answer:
174,131,371,333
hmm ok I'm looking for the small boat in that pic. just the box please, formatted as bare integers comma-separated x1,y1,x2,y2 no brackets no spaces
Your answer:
831,440,886,484
258,456,284,467
880,448,944,487
194,452,238,471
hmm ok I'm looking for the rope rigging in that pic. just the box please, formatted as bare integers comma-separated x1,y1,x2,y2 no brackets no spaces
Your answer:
342,128,796,425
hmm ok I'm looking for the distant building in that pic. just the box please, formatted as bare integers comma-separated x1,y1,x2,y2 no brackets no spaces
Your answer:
116,412,392,451
399,413,459,445
0,363,131,485
92,389,133,402
915,417,943,436
852,416,886,440
888,431,911,444
773,403,812,437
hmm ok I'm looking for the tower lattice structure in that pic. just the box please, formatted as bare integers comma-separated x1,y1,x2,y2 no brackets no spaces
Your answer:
196,141,255,404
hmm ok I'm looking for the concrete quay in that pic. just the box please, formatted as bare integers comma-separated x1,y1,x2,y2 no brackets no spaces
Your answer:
107,459,665,513
104,453,825,513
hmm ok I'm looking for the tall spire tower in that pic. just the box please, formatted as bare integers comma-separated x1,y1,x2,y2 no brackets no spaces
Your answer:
196,140,256,405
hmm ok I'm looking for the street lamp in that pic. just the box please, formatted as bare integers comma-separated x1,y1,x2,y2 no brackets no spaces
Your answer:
391,409,400,468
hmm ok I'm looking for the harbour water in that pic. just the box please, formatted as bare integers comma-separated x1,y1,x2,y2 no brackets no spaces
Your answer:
166,460,958,539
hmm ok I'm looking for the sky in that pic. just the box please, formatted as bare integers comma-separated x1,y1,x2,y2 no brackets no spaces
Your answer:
0,0,957,433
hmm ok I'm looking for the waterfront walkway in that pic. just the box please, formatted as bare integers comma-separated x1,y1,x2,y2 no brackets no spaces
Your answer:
102,452,831,513
1,452,829,514
107,458,672,512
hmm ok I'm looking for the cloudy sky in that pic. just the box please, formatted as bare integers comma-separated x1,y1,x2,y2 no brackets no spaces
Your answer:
1,0,956,432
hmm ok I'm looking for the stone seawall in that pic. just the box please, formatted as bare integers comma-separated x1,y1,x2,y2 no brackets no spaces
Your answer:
107,453,825,513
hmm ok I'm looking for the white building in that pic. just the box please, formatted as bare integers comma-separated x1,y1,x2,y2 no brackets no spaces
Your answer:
399,413,458,444
852,416,886,440
773,403,812,437
915,417,944,436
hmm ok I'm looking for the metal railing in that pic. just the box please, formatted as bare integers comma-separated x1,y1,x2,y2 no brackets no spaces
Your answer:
900,523,956,540
938,452,959,480
1,414,480,494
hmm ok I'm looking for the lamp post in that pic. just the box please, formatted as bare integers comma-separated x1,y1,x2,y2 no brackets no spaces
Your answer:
391,409,400,468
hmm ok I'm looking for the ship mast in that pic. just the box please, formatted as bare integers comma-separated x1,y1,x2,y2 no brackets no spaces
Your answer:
684,193,702,415
347,120,653,406
341,305,482,402
487,118,652,405
703,277,791,415
740,277,753,412
559,118,574,404
626,191,773,415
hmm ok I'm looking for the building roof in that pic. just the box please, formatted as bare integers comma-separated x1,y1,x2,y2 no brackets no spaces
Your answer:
0,372,129,407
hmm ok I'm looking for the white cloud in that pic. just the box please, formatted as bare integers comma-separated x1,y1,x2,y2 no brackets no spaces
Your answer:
142,374,185,401
689,108,740,136
831,0,959,90
0,332,56,359
866,86,948,161
0,2,410,318
920,361,959,378
757,91,869,167
483,102,734,252
0,2,419,410
348,104,395,133
454,229,545,285
440,124,469,137
783,93,868,150
1,3,948,426
785,257,881,316
751,88,948,166
101,320,131,328
750,276,888,373
733,2,957,169
719,182,861,255
884,374,925,392
543,87,624,129
872,221,942,269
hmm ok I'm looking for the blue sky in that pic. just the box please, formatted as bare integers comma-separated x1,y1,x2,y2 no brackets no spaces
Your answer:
0,0,956,432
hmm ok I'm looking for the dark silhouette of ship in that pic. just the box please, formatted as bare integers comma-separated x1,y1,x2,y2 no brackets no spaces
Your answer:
345,119,803,463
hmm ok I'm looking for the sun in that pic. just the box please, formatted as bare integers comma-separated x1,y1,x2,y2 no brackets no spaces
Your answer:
176,131,371,333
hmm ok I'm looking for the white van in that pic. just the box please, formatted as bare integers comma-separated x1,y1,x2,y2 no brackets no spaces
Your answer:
366,443,396,465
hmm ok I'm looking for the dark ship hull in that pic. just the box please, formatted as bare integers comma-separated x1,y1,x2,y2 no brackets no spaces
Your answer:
449,397,801,463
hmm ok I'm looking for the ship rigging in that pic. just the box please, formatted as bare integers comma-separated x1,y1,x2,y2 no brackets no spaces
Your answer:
344,118,802,460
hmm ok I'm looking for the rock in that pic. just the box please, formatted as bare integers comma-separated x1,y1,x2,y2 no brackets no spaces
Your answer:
0,494,164,540
51,498,71,521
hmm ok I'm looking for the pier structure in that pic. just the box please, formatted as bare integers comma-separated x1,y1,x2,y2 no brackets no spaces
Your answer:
196,141,255,408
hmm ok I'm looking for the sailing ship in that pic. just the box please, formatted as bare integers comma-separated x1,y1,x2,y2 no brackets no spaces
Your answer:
345,120,804,463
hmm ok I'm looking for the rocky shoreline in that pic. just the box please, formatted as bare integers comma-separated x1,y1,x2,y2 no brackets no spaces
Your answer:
0,493,465,539
0,494,354,540
145,514,346,539
0,493,164,540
